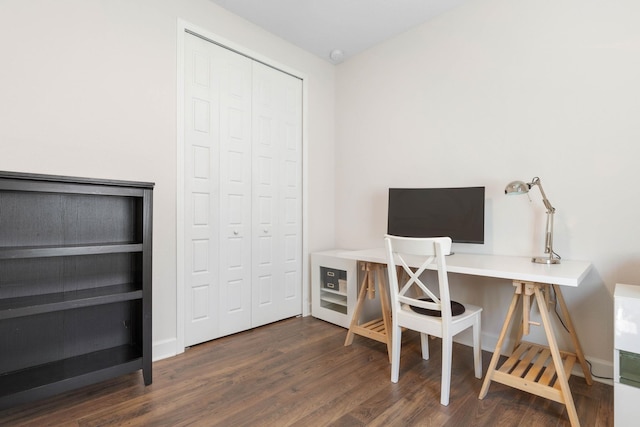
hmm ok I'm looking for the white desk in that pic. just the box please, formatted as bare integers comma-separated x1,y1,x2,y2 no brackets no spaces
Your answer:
334,248,593,427
335,248,591,287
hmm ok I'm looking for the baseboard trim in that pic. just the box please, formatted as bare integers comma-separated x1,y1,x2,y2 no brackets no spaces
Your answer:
153,337,181,362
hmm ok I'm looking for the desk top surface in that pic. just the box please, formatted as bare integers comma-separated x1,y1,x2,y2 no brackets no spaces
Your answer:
327,248,592,287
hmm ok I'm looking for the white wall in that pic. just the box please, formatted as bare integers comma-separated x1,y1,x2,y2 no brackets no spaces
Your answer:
0,0,336,359
335,0,640,373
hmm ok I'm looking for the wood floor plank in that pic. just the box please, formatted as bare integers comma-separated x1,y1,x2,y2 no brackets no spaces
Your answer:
0,317,613,427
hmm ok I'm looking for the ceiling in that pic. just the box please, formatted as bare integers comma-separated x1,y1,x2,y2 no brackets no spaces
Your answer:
210,0,468,63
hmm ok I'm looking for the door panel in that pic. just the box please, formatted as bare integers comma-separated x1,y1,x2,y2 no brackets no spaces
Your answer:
251,62,302,327
185,34,253,342
216,40,253,337
184,34,221,346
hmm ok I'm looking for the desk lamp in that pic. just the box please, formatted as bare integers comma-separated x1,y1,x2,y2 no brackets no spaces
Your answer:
505,176,561,264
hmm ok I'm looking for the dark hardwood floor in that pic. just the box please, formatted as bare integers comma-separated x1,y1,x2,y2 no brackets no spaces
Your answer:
0,316,613,426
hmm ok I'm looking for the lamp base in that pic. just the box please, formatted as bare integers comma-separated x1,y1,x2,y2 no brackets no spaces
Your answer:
532,256,561,265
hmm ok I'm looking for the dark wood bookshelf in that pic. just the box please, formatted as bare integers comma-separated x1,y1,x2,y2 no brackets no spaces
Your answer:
0,171,153,410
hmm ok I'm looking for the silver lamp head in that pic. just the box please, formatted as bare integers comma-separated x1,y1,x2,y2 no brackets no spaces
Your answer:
505,180,530,195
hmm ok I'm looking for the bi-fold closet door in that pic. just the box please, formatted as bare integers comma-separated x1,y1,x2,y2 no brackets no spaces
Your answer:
184,33,302,347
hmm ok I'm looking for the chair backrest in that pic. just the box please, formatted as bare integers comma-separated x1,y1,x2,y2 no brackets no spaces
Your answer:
384,235,453,320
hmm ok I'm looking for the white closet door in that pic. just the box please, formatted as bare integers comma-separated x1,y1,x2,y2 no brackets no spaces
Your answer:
217,46,253,337
184,33,222,346
184,34,252,343
251,62,302,327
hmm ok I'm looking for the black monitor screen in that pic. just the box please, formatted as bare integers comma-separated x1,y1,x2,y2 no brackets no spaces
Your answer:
387,187,485,244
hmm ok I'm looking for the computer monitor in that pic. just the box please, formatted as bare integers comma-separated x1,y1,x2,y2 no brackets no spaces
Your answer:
387,187,485,244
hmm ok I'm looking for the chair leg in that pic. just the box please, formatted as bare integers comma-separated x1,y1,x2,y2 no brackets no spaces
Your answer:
441,335,452,406
420,333,430,360
391,323,402,383
473,317,482,379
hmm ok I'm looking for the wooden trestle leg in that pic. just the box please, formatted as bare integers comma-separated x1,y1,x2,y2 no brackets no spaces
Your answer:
553,284,593,386
344,262,393,362
479,281,592,427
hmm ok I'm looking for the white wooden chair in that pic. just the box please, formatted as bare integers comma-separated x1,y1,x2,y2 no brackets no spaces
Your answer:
384,235,483,406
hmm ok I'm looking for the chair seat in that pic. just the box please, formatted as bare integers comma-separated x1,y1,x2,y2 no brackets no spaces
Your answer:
401,302,482,320
409,297,466,316
399,302,482,336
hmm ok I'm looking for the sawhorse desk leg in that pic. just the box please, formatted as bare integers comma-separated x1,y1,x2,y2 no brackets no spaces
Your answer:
344,262,393,362
479,281,592,427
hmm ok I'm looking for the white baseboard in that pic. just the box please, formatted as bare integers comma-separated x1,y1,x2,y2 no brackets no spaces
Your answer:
153,337,182,362
571,355,613,386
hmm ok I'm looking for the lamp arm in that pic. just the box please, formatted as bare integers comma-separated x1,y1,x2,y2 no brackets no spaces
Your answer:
528,176,559,261
529,177,555,213
544,210,554,255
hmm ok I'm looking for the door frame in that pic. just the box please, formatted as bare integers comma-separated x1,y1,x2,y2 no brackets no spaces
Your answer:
176,19,309,354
